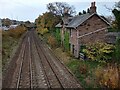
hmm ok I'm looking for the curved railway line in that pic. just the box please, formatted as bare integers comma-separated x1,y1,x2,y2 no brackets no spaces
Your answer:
2,30,82,89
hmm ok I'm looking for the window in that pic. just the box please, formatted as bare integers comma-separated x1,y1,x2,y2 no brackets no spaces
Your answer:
69,43,71,51
72,44,75,54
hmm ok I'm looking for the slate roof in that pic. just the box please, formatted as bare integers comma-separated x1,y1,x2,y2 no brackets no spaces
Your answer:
62,16,73,25
56,13,110,28
66,13,91,28
55,17,73,28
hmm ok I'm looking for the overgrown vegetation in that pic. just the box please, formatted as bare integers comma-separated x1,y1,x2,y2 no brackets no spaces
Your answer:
2,25,26,69
108,1,120,32
115,37,120,62
55,28,61,46
35,11,61,35
82,42,115,63
67,59,100,88
47,35,57,48
35,2,75,49
64,31,70,51
35,1,120,88
66,41,120,88
94,63,119,88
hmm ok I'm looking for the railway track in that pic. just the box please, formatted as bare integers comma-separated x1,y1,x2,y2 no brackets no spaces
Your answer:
30,31,49,88
2,30,82,89
32,31,81,89
31,32,62,88
16,33,33,88
16,37,27,88
2,32,33,88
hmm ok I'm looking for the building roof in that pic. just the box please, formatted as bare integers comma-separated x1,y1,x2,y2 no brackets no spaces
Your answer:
66,13,91,28
9,25,18,29
66,13,110,28
56,13,110,29
55,16,73,28
62,16,73,25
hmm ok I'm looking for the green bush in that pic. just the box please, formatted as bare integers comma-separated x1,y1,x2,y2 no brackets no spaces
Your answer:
67,59,100,88
108,27,120,32
115,36,120,62
37,28,49,35
83,42,115,62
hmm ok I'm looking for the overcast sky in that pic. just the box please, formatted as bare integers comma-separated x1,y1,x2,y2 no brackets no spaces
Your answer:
0,0,119,22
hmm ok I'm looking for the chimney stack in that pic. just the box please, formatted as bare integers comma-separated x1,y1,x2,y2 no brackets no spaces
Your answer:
90,2,97,14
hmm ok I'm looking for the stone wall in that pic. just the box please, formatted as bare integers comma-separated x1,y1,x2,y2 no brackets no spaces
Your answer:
69,15,109,58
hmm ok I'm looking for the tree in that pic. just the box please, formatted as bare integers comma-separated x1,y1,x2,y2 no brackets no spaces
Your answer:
35,12,61,34
47,2,76,16
115,1,120,9
2,18,11,27
115,37,120,61
112,2,120,87
112,9,120,30
112,1,120,31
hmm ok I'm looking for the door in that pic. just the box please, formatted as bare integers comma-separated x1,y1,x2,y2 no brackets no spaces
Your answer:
72,44,74,55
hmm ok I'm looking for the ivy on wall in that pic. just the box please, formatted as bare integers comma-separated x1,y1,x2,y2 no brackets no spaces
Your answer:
64,31,70,51
55,28,70,51
55,28,61,46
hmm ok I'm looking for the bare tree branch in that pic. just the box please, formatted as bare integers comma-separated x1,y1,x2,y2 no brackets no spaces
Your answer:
104,5,113,12
47,2,76,16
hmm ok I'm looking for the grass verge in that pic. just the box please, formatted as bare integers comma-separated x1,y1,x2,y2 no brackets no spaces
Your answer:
2,26,26,71
37,31,120,88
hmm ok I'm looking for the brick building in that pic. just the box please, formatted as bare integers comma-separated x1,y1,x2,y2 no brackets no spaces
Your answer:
56,2,110,58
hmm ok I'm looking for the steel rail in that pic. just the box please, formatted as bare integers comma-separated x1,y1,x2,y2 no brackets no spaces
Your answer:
33,32,64,89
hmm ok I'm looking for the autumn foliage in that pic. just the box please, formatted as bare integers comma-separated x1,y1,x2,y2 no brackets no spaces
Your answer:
83,42,115,62
2,25,26,68
2,25,26,39
35,12,61,33
95,64,119,88
47,35,57,48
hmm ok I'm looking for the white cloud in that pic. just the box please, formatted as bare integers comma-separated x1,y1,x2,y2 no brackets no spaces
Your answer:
0,0,118,22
